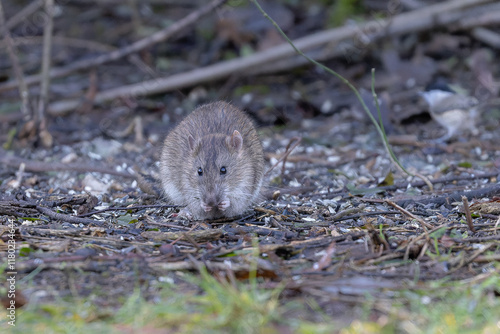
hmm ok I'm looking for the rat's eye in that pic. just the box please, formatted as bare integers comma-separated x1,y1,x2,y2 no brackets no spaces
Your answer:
197,167,203,176
220,166,227,175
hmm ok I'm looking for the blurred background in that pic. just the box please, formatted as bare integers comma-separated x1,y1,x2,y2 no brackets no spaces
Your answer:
1,0,499,150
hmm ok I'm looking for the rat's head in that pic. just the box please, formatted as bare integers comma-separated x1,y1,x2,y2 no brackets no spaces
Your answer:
185,130,250,218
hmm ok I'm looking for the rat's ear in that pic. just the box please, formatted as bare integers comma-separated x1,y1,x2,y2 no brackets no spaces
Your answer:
188,135,202,156
227,130,243,152
188,135,196,151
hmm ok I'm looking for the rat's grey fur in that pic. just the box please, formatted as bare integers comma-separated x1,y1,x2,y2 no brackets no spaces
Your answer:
160,101,264,220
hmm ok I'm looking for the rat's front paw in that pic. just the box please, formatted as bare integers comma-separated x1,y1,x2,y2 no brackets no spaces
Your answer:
218,199,230,211
201,202,213,212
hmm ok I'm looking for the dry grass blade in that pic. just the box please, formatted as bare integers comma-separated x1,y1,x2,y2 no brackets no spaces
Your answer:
462,195,475,232
265,136,302,176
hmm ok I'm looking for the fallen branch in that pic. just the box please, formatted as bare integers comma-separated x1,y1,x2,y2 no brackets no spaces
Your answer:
318,171,499,201
331,210,403,222
0,35,116,53
15,253,150,273
396,183,500,207
0,148,134,178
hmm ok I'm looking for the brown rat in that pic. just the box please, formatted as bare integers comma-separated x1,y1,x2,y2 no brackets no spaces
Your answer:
160,101,264,220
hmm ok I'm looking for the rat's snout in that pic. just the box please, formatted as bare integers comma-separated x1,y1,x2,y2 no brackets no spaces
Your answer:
204,194,217,206
201,187,230,213
201,189,219,212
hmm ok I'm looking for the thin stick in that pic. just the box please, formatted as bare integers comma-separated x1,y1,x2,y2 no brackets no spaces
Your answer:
5,0,43,31
37,0,54,129
281,137,302,175
264,136,302,176
0,0,30,117
385,199,433,230
461,195,475,233
35,205,104,226
396,183,500,207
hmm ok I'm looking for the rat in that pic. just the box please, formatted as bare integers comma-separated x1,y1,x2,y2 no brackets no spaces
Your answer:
160,101,265,220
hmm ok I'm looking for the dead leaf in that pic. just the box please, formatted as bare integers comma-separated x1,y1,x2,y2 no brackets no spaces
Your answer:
470,200,500,215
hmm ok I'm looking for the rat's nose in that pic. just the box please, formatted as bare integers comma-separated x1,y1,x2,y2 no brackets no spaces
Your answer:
203,193,218,208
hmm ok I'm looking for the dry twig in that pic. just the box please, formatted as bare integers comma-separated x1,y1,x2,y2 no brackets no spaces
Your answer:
396,183,500,207
385,199,433,230
33,205,104,226
77,204,179,217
